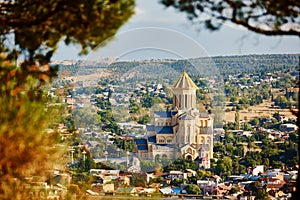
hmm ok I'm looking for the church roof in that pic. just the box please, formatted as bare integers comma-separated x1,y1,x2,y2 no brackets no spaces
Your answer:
137,145,148,151
146,125,155,131
148,135,156,143
135,139,148,151
135,139,147,145
155,126,173,134
154,111,177,118
172,71,198,89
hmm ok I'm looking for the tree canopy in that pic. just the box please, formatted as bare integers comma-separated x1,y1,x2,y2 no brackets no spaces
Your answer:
185,184,201,195
161,0,300,36
1,0,135,67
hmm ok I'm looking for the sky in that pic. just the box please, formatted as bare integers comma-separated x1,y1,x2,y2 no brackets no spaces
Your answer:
52,0,300,61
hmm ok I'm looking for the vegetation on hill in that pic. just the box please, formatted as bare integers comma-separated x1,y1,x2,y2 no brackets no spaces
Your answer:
59,54,299,79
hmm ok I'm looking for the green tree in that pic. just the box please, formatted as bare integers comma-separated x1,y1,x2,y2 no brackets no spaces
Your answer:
232,158,240,175
289,131,298,143
262,158,270,169
76,152,96,173
73,107,100,129
256,189,270,200
138,114,151,125
246,181,262,196
239,164,247,174
195,170,211,180
242,151,262,167
185,184,201,195
142,95,154,108
229,185,240,194
230,97,237,104
274,96,291,108
213,142,226,156
215,156,232,177
243,122,253,131
250,118,260,126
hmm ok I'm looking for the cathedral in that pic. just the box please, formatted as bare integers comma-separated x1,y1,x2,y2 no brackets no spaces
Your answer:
135,70,213,168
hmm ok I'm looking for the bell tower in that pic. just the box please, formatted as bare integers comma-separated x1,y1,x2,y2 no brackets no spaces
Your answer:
172,68,198,110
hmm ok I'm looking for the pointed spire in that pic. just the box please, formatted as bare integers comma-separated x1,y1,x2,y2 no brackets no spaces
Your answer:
173,67,198,89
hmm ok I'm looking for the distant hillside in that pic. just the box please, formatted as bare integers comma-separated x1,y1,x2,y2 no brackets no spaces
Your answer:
213,54,299,76
57,54,299,77
174,54,299,76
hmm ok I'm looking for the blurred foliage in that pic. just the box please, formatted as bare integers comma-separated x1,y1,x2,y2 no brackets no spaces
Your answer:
161,0,300,36
1,0,135,61
0,0,135,198
0,57,65,199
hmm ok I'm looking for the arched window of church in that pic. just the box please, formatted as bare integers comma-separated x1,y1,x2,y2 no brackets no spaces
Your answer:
201,136,205,143
159,137,165,143
205,120,208,127
185,94,187,108
179,95,181,107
